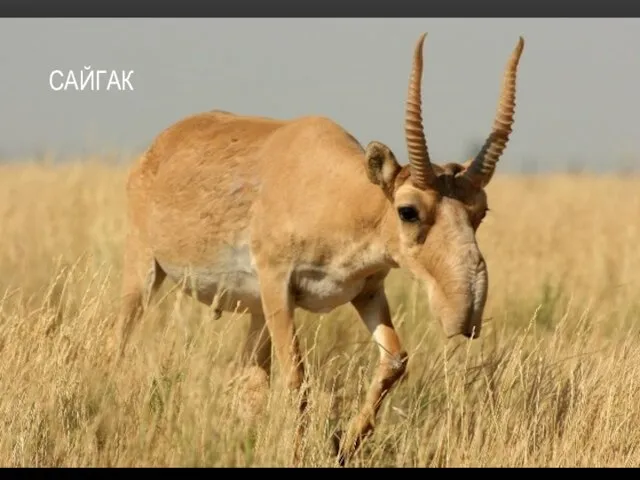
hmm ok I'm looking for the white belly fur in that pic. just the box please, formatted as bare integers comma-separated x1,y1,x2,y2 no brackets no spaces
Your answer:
156,245,367,316
157,242,263,314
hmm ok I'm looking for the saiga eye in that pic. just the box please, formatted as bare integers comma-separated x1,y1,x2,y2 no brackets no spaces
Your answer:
397,206,420,223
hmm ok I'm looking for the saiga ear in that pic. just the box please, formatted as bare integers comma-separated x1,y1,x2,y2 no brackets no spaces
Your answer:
365,141,401,197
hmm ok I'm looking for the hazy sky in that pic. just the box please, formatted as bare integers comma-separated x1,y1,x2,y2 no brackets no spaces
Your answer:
1,18,639,172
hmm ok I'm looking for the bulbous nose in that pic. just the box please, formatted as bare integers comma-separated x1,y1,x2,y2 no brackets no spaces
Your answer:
461,325,481,339
438,257,487,340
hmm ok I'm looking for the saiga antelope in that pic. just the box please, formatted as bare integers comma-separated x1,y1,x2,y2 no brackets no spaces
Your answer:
115,33,525,464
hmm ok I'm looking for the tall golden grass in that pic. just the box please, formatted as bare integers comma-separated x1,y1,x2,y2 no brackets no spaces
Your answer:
0,159,639,467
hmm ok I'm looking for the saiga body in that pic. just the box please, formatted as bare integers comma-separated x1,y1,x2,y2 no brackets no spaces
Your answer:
116,33,525,464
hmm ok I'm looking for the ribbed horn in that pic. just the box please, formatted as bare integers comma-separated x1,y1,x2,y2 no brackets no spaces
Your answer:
463,37,525,188
405,32,436,190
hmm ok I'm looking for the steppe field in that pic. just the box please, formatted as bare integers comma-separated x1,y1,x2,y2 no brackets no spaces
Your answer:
0,158,639,468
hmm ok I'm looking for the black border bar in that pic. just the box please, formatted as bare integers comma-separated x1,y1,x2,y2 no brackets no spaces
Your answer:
1,0,639,18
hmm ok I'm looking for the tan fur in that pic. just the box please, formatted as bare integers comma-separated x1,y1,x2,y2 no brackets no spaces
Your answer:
115,35,523,465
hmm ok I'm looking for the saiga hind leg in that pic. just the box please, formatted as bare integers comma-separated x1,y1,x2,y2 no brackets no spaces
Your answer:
113,228,166,361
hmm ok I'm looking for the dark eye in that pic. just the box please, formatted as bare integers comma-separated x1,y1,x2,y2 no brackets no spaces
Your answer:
397,205,420,223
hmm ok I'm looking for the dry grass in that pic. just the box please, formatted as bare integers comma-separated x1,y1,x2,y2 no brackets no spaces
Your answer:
0,159,639,467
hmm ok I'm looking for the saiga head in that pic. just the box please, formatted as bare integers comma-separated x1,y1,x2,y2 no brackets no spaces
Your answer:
366,33,525,339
